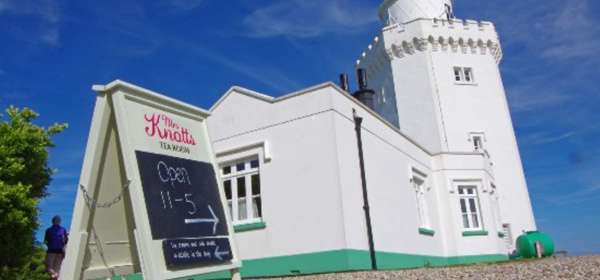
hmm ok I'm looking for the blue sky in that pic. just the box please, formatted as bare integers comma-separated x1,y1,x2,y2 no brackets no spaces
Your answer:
1,0,599,255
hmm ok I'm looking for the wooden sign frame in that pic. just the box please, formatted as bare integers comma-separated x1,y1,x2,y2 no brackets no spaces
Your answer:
61,80,241,280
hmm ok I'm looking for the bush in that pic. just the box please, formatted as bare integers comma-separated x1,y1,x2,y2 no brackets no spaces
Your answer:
0,106,66,279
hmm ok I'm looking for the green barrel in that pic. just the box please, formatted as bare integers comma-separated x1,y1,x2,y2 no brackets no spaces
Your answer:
516,231,555,258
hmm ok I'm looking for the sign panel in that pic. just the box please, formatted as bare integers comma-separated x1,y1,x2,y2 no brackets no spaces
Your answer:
163,238,232,267
135,151,229,239
61,80,240,280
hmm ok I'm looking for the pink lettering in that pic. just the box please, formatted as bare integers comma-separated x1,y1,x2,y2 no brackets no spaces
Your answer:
144,113,198,146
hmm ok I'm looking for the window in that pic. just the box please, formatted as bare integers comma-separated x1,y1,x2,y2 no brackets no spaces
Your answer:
412,169,430,229
458,185,483,230
453,67,475,84
473,135,483,151
221,157,262,224
469,132,485,151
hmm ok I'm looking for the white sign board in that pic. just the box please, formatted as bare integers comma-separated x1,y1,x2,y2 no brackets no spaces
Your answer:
61,80,240,280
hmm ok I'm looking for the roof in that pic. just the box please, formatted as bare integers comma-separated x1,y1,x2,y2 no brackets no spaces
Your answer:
209,81,434,155
92,79,211,118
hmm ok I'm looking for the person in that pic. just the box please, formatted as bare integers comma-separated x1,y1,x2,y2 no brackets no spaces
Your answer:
44,215,68,280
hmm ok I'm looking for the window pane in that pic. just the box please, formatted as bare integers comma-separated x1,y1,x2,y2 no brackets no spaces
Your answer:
467,188,474,195
473,136,482,150
251,175,261,195
469,198,477,212
238,198,247,220
454,67,462,81
460,199,467,213
253,197,262,218
236,162,245,172
227,201,233,220
462,214,470,228
458,187,464,194
465,68,473,82
237,177,246,198
223,166,231,175
250,159,259,168
224,180,232,200
471,214,479,228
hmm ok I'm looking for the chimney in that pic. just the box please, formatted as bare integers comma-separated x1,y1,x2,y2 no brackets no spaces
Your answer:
339,73,350,92
352,68,375,110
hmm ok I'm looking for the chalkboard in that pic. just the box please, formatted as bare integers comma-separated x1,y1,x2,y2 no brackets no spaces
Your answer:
163,237,232,268
135,151,229,239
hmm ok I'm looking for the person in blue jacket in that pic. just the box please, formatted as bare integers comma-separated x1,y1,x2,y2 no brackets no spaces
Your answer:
44,215,68,280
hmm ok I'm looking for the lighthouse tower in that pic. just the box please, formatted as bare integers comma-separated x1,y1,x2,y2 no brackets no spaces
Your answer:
379,0,454,25
357,0,536,252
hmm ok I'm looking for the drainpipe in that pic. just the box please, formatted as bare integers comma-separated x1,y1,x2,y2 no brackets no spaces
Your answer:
353,109,377,270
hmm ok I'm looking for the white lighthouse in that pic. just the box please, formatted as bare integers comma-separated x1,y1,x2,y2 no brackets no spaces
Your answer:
358,0,536,251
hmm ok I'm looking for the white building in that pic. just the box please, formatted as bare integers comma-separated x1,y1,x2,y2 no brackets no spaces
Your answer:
206,0,536,278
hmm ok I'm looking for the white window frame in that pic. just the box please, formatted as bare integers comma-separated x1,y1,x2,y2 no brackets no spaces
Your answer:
502,223,514,248
411,168,431,229
220,157,263,226
457,184,484,231
489,183,503,231
453,66,476,85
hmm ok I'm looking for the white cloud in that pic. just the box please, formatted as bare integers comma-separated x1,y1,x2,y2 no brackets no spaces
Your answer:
167,0,204,11
542,185,600,206
486,0,600,62
538,1,600,60
483,0,600,120
176,39,303,93
0,0,61,46
41,28,60,46
507,82,571,113
242,0,378,38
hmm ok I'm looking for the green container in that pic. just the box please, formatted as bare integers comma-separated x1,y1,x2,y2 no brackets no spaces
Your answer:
516,231,555,258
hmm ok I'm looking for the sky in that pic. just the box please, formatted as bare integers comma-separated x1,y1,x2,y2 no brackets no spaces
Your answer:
1,0,599,256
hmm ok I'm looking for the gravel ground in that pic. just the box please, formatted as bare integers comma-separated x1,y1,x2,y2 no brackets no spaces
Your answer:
269,255,600,280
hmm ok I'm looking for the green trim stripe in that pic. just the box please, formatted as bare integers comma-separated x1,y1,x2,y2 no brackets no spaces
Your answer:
107,249,508,280
418,227,435,236
462,230,489,237
233,221,266,233
376,251,507,270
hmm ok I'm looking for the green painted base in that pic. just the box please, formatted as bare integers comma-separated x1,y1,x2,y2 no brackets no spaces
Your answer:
418,227,435,236
462,230,489,237
234,221,266,233
108,250,508,280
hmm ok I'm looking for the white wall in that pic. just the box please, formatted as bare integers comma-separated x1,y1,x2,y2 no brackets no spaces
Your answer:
208,87,349,261
208,84,512,265
329,90,439,255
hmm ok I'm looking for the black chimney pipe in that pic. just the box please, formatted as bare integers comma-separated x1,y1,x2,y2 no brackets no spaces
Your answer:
357,68,368,90
339,73,350,92
352,68,375,110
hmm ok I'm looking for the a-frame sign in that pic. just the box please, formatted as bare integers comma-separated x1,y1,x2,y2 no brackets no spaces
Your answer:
61,80,241,280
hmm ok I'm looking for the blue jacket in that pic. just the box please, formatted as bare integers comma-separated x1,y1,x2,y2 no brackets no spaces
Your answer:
45,225,68,253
